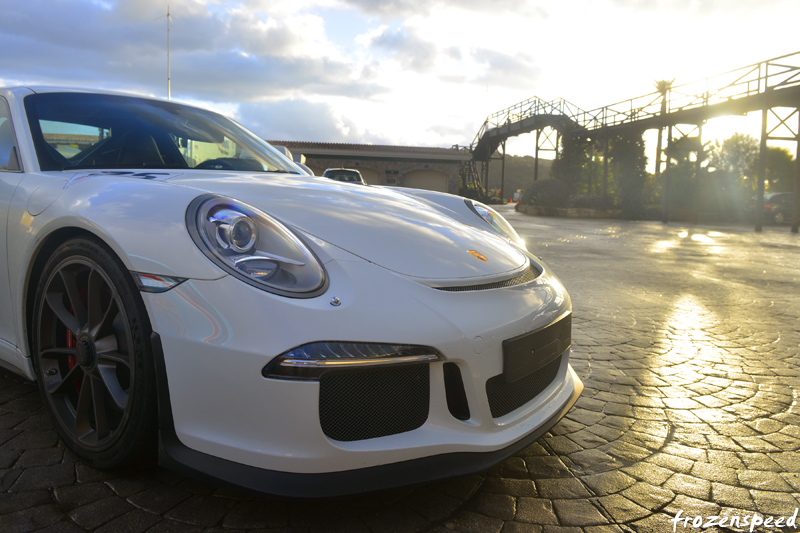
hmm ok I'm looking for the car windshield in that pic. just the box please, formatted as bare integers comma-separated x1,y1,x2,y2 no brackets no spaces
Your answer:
326,170,362,182
24,92,300,174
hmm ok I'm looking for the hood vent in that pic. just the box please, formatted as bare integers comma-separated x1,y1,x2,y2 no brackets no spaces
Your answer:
433,265,541,292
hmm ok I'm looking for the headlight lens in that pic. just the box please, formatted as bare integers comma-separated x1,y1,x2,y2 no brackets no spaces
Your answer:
187,195,327,297
262,342,444,380
466,199,526,249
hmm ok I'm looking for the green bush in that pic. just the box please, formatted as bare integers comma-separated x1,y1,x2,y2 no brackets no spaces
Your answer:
520,179,571,207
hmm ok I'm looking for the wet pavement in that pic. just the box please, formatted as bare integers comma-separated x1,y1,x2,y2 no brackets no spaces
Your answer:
1,205,799,532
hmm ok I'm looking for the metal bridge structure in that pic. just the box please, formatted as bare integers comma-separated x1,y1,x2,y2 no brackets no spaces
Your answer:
469,51,800,232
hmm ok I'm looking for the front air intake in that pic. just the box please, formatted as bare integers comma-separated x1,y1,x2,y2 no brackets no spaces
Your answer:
319,364,429,441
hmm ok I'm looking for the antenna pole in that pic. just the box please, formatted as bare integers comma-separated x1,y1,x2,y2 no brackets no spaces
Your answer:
167,5,171,99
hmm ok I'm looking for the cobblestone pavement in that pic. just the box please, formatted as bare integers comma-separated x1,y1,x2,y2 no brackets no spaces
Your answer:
1,206,799,533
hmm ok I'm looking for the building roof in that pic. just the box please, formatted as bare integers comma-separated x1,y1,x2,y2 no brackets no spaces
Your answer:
269,140,472,163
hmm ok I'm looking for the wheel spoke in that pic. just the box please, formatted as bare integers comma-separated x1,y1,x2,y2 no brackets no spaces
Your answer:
39,347,77,360
87,270,117,340
58,268,88,332
91,375,111,440
45,291,80,336
74,373,94,442
46,364,83,396
97,363,129,410
97,348,130,368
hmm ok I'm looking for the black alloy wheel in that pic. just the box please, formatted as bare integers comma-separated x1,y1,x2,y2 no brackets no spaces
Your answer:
33,238,156,468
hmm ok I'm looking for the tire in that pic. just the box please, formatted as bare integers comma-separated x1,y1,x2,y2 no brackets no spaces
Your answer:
774,212,785,224
32,238,157,468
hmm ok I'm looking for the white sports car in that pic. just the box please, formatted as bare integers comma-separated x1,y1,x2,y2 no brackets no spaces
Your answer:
0,87,582,497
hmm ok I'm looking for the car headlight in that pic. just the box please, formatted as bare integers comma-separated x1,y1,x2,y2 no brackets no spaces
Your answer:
465,200,526,249
186,194,327,297
262,342,444,380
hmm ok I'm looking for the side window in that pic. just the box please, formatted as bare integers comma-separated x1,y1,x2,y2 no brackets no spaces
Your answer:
0,99,21,172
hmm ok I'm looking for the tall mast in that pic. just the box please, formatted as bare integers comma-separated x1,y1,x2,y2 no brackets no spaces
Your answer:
167,5,171,99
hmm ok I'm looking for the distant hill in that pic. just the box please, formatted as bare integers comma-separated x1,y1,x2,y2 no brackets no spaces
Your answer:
485,154,553,200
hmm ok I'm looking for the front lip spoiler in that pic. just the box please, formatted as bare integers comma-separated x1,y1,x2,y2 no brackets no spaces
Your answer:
151,332,584,499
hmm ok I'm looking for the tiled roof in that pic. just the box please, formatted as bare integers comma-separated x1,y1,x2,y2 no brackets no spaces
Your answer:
268,140,472,161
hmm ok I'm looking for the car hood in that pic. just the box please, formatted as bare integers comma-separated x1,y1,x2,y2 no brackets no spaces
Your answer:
171,172,528,280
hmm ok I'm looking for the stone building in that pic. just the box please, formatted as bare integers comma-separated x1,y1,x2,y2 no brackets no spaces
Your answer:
270,141,471,194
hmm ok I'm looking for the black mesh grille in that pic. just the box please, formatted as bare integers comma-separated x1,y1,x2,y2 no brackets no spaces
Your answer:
433,266,540,292
486,355,562,418
319,364,429,441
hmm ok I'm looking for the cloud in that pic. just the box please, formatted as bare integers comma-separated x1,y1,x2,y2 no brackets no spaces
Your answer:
369,27,438,71
237,99,392,144
468,49,541,90
341,0,545,17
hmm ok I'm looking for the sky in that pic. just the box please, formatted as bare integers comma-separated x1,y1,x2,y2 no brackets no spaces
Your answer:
2,0,799,157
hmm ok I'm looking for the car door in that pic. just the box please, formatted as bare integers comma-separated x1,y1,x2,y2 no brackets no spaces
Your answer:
0,96,25,349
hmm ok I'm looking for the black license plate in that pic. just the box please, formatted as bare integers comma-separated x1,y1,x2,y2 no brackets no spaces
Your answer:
502,314,571,384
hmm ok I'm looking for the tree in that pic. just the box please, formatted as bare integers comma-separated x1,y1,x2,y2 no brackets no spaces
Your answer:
610,129,649,218
708,133,758,182
761,146,795,192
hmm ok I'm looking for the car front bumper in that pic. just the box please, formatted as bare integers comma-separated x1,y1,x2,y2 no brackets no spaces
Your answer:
143,252,583,497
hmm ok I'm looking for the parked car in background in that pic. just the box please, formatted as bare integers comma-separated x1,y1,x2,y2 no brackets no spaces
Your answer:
0,86,582,498
323,167,366,185
763,192,794,224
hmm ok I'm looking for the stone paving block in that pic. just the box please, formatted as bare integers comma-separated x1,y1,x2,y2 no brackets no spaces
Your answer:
780,473,800,492
489,456,529,479
540,525,583,533
164,494,236,527
706,435,745,453
0,504,65,532
470,492,516,521
762,432,800,451
54,481,114,511
444,510,504,533
566,449,619,475
501,522,543,532
515,498,558,525
584,525,626,533
738,452,785,472
622,462,674,486
710,482,757,511
663,494,720,519
360,503,429,533
542,436,583,455
105,474,161,498
0,489,51,515
220,499,290,529
401,487,462,521
126,483,192,515
663,473,712,501
93,509,162,533
552,499,607,526
14,447,63,468
732,436,782,453
621,482,675,511
645,453,695,475
482,477,537,498
749,490,800,516
75,461,113,484
594,493,651,523
524,456,573,479
661,443,708,463
68,496,133,530
738,470,795,492
433,475,483,501
9,462,74,492
690,461,738,485
601,441,652,463
535,478,593,499
580,471,637,496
